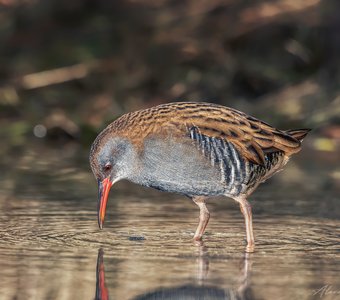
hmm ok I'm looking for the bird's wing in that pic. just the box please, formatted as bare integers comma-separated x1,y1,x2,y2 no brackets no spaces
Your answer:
160,105,302,165
113,102,302,165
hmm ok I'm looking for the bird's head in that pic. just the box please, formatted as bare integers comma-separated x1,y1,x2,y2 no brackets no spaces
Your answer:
89,135,136,229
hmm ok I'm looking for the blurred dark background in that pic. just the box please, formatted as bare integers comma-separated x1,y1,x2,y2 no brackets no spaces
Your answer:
0,0,339,154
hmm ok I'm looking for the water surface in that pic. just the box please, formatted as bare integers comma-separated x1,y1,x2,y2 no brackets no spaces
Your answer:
0,141,339,300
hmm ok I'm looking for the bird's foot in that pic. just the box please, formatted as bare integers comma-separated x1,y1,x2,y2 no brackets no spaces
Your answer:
245,243,255,253
193,235,204,246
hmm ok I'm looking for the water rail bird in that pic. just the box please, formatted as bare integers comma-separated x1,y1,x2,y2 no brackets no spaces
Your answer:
90,102,310,252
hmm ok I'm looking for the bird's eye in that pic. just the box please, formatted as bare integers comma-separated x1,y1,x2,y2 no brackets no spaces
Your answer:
103,164,112,172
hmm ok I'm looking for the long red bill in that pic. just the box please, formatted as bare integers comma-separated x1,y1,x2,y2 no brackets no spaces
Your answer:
98,177,113,229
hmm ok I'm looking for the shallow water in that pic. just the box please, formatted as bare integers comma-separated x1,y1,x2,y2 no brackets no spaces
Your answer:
0,141,339,300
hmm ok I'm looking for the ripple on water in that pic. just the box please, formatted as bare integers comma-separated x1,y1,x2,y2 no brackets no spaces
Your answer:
0,145,339,299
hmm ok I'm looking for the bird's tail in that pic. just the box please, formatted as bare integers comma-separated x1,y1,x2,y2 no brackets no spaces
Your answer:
285,128,311,142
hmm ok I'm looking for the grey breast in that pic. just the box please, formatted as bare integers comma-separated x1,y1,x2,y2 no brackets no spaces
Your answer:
132,127,284,198
133,134,227,196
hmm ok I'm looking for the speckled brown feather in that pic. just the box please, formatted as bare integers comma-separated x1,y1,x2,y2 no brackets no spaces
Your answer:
92,102,305,165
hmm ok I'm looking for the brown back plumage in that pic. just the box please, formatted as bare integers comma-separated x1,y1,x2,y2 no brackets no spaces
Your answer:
285,129,311,141
96,102,310,165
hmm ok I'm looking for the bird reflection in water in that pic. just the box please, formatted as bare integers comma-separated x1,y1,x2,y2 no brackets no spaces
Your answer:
95,249,109,300
94,244,253,300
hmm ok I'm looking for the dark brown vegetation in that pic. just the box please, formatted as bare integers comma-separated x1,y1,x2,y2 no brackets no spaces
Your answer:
0,0,339,147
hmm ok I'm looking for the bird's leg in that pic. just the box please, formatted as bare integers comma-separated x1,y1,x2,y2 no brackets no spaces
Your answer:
192,196,210,241
236,197,255,253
